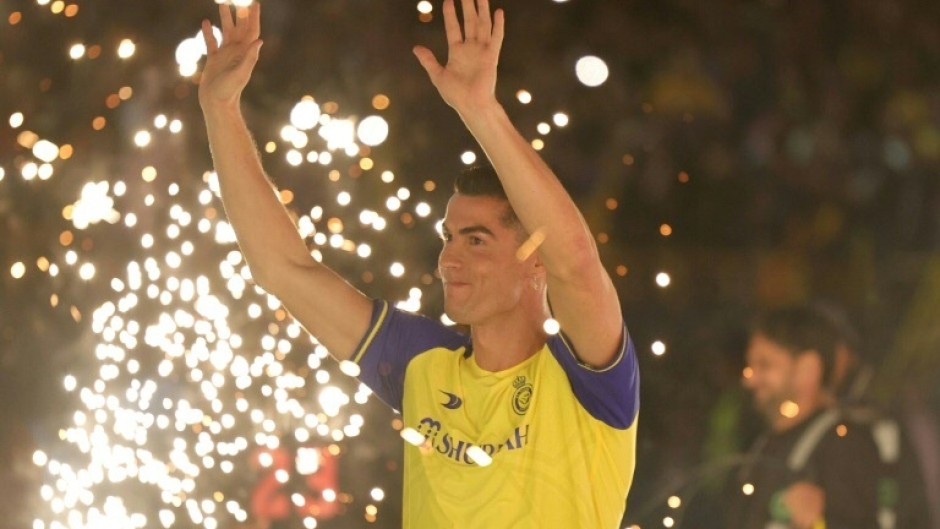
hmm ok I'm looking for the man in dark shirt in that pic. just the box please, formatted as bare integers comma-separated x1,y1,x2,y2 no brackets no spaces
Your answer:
729,307,883,529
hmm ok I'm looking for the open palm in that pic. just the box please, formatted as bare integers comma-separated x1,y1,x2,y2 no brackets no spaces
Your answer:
413,0,505,112
198,2,262,108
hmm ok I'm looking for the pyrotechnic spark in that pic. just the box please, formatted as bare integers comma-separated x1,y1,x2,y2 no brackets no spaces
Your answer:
30,86,442,529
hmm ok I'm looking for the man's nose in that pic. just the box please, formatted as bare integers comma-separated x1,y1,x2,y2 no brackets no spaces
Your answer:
438,243,461,272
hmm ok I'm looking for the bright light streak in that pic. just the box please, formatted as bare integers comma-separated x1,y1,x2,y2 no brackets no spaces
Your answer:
652,340,666,356
286,150,303,166
295,447,319,475
22,162,38,180
79,263,96,280
466,446,492,467
318,119,355,152
400,428,426,446
175,29,215,76
575,55,609,87
318,386,348,417
32,140,59,162
118,39,136,59
69,43,86,59
543,318,560,335
656,272,671,287
11,262,26,279
339,361,361,377
357,116,389,146
289,131,308,149
552,112,570,127
461,151,477,165
290,100,321,131
134,131,152,147
71,182,120,229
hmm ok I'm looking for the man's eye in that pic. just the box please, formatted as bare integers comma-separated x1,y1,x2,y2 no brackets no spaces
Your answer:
469,236,484,245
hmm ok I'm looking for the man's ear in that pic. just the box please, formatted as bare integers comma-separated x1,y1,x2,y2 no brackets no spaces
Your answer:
531,250,544,268
523,251,547,291
794,350,825,388
531,251,547,276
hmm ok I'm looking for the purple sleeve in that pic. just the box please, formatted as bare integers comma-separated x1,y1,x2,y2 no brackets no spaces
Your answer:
546,325,640,429
351,299,469,412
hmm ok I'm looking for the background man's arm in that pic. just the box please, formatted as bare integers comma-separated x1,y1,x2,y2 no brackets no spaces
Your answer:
199,3,372,361
414,0,622,367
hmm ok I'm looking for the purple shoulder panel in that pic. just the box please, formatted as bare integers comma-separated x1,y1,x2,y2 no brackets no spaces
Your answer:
546,326,640,429
353,299,469,412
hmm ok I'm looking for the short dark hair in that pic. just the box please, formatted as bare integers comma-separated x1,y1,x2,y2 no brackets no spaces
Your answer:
453,164,522,231
752,305,844,387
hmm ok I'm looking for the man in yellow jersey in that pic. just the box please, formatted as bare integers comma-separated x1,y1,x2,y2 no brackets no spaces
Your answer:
197,0,639,527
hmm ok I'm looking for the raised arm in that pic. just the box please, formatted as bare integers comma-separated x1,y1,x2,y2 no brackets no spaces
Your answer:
198,3,372,361
413,0,623,368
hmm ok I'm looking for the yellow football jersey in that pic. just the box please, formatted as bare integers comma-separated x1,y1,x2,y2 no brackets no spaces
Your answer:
353,300,639,529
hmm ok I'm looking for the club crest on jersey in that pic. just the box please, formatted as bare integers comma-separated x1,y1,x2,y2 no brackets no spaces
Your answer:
512,376,533,415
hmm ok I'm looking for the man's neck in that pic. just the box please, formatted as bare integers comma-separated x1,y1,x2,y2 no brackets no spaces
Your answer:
470,306,548,372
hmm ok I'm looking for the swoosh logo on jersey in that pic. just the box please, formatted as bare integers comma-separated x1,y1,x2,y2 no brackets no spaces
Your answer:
439,390,463,410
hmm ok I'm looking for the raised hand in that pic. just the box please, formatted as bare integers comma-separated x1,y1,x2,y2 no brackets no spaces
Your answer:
199,2,263,109
413,0,505,113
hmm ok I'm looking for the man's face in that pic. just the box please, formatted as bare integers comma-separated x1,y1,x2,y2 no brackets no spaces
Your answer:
743,333,798,419
744,332,826,422
438,193,533,326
